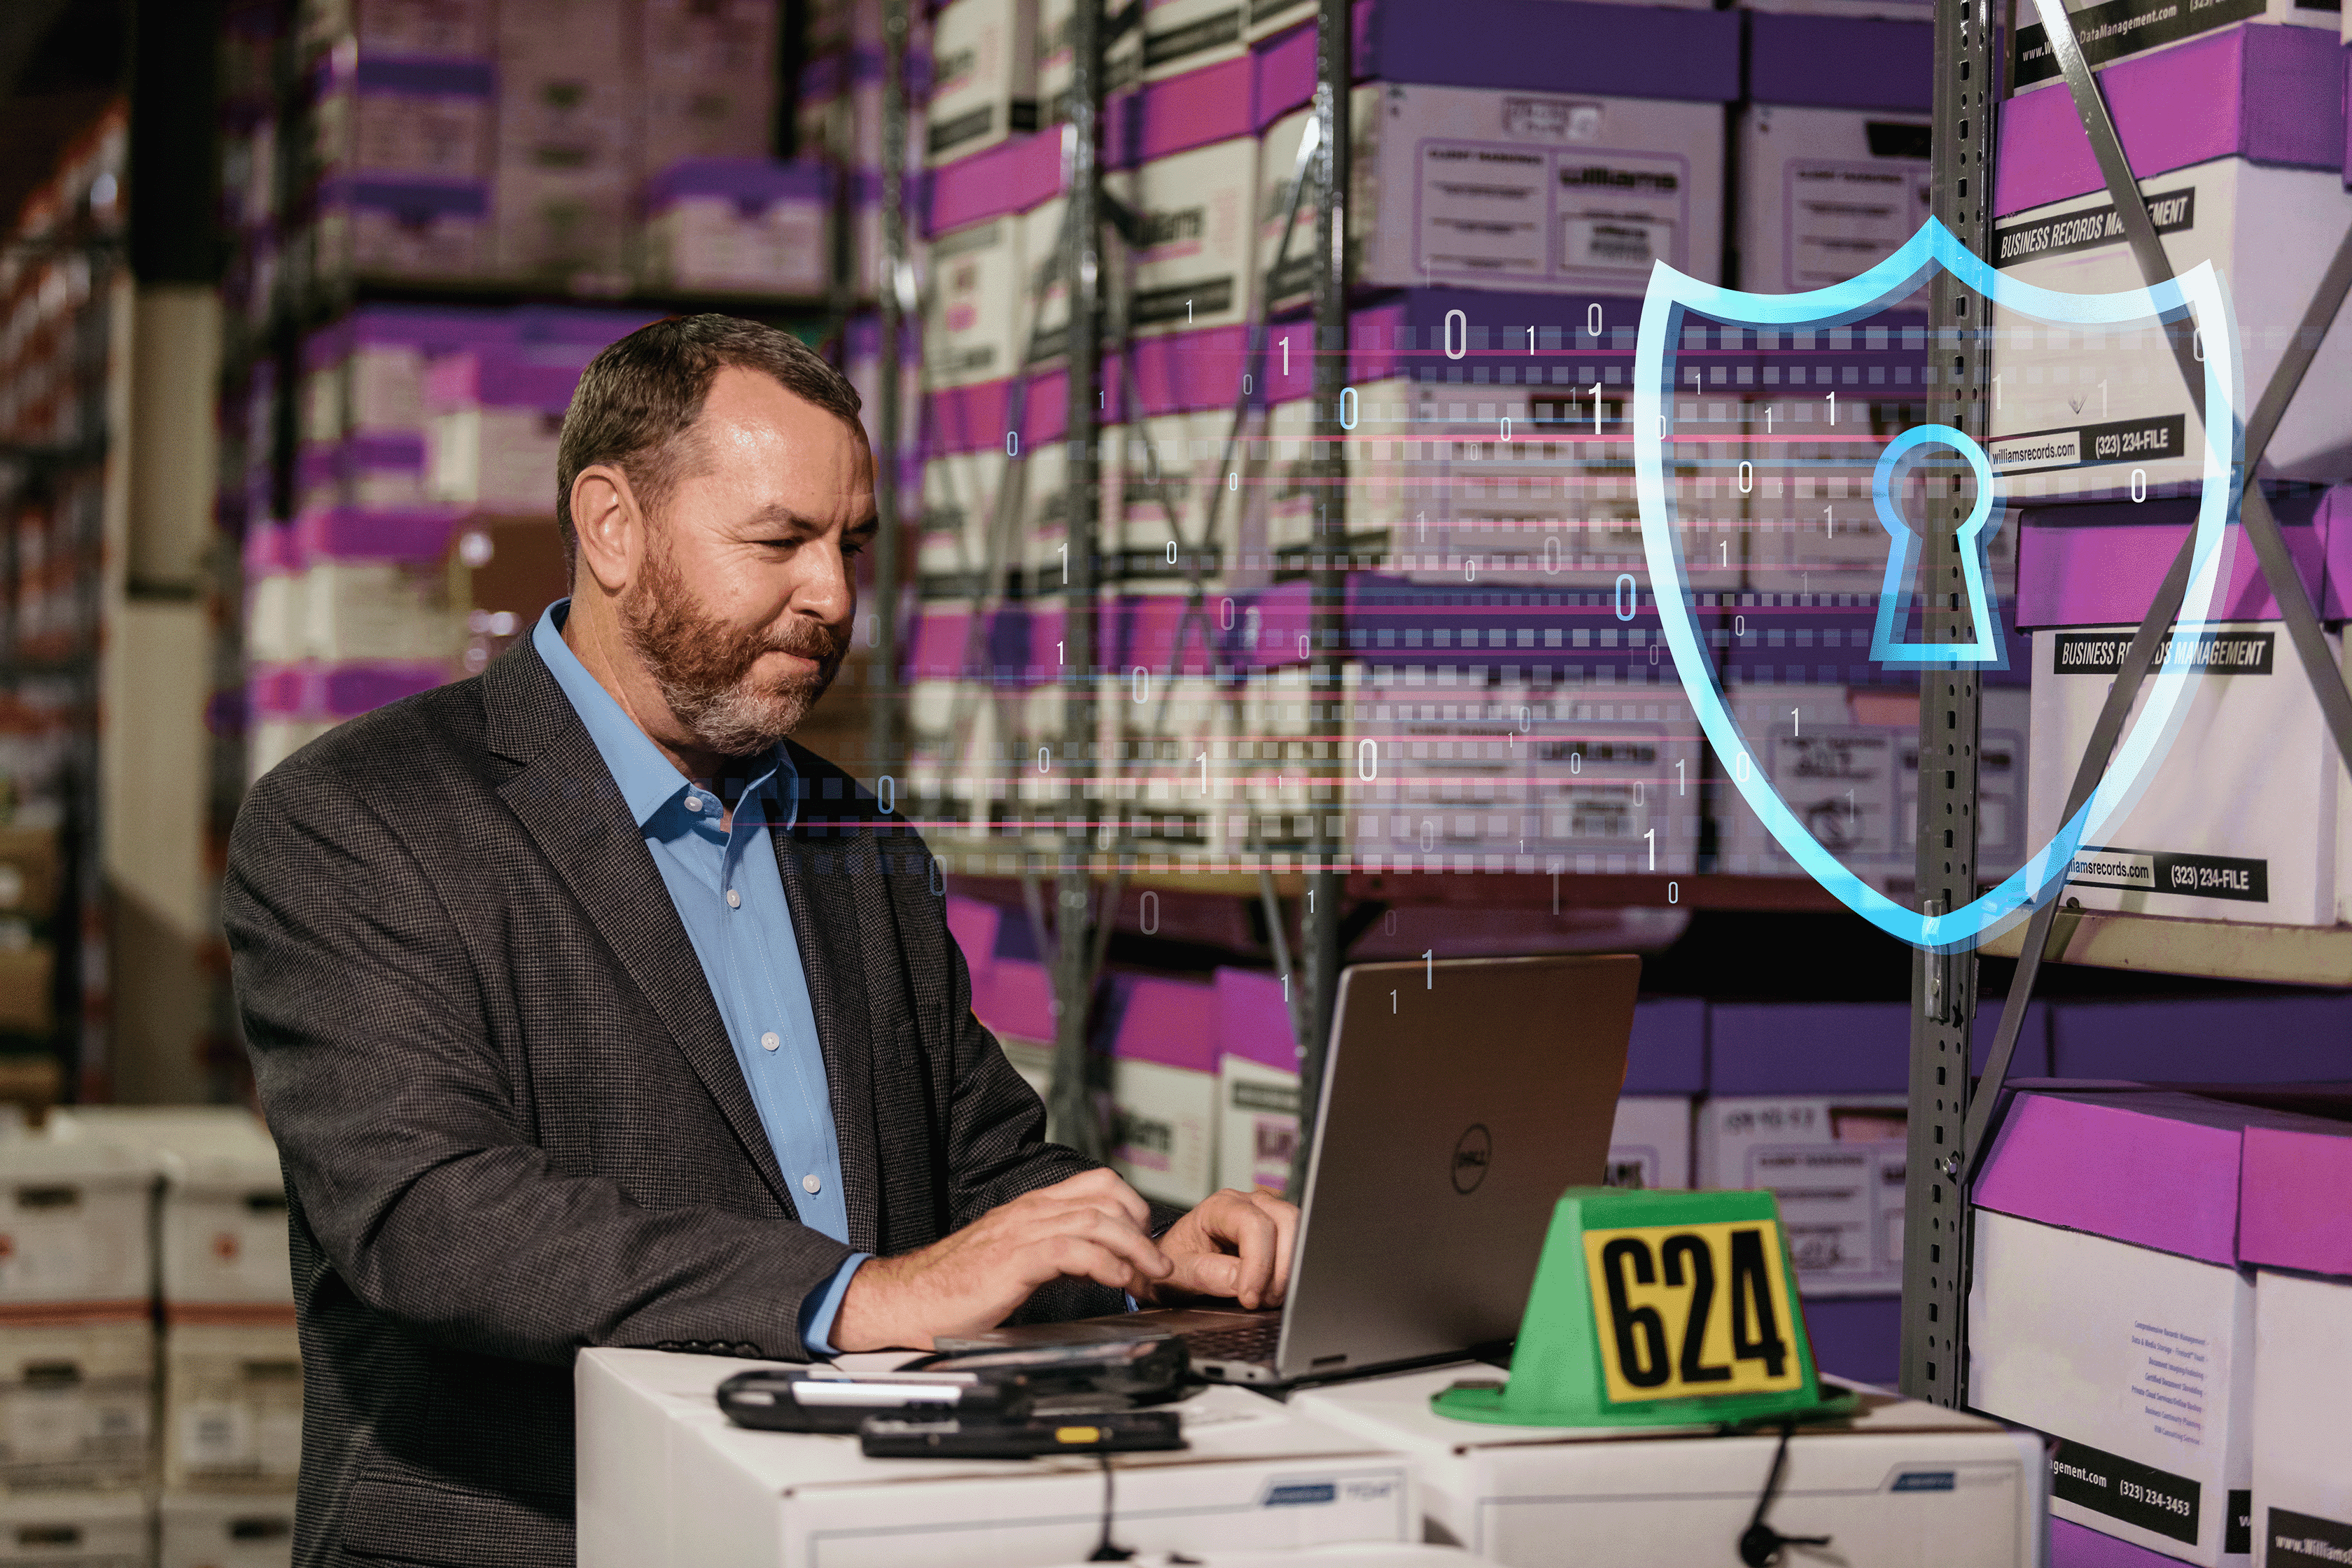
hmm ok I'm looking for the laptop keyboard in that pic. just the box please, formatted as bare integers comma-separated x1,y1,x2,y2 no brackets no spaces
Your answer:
1177,1317,1282,1364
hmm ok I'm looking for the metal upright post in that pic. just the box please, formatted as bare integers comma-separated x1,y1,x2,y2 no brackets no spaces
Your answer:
1900,0,1998,1408
1049,0,1108,1161
870,0,909,783
1290,0,1351,1198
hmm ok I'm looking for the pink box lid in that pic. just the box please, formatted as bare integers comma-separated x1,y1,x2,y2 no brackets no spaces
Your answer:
927,133,1064,234
945,895,1000,984
973,958,1056,1042
424,342,600,414
1215,966,1297,1072
2014,486,2350,628
1105,57,1253,169
1104,972,1219,1072
2239,1121,2352,1278
1977,1089,2348,1266
294,505,463,564
1250,2,1373,130
1994,24,2346,216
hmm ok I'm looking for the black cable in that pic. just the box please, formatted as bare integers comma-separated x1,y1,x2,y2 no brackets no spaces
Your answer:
1737,1422,1831,1567
1088,1451,1134,1562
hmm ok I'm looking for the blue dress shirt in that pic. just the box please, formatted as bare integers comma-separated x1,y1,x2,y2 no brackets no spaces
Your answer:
534,603,866,1354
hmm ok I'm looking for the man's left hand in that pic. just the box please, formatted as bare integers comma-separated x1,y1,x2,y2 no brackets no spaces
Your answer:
1138,1186,1299,1310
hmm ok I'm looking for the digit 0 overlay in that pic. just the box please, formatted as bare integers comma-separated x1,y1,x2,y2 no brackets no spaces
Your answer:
1633,218,2242,953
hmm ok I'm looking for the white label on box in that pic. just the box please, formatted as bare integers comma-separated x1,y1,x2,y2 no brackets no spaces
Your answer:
1699,1096,1905,1294
1604,1096,1692,1190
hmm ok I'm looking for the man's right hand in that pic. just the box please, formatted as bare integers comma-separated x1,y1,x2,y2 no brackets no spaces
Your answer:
830,1168,1171,1352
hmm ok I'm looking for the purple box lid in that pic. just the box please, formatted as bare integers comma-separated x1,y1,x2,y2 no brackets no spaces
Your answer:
2050,993,2352,1084
847,312,926,366
2239,1121,2352,1277
1625,997,1706,1096
973,958,1056,1041
1994,24,2347,216
926,134,1064,235
1365,0,1740,104
945,895,1000,983
1216,967,1297,1073
244,522,299,577
295,505,461,564
511,304,667,346
1107,57,1253,169
321,176,489,219
426,344,598,413
350,303,522,353
342,55,496,98
316,660,449,719
2051,1517,2186,1568
2015,490,2346,628
645,158,832,210
1099,972,1220,1072
1218,578,1316,671
1252,4,1373,130
1746,14,1933,113
247,664,307,716
1977,1088,2351,1264
1128,324,1248,419
1708,1000,2050,1095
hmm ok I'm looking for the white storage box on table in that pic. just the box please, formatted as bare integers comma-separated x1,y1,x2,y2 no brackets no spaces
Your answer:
1291,1364,2045,1567
575,1348,1415,1568
0,1491,151,1568
1969,1089,2351,1566
159,1492,296,1568
0,1140,155,1310
2239,1109,2352,1568
0,1318,153,1491
1988,27,2352,496
50,1105,293,1310
2017,492,2349,927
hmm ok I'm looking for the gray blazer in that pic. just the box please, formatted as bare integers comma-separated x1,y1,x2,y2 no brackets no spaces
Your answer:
226,634,1152,1568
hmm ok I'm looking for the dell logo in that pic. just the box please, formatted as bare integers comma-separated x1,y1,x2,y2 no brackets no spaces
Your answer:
1452,1124,1492,1194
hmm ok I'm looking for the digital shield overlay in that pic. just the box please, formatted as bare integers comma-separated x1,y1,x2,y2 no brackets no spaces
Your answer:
1633,220,2242,953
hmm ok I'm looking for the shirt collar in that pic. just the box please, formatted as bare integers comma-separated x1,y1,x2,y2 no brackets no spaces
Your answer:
533,601,799,833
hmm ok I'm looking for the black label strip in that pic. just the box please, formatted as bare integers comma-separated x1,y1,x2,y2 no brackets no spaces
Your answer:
2066,844,2270,904
2050,1438,2201,1544
2012,0,2267,86
1994,188,2194,266
2050,629,2274,676
2269,1506,2352,1567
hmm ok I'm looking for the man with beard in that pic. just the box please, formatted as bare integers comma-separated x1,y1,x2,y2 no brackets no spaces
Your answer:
224,316,1296,1568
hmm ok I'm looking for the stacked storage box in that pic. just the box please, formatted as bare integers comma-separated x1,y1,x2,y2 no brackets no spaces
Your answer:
2243,1107,2352,1568
52,1108,301,1567
1969,1088,2352,1567
1606,997,1704,1189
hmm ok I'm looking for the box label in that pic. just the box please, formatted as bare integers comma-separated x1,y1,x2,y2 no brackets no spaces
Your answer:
1580,1219,1805,1404
2049,628,2274,676
2064,844,2269,903
1991,414,2187,475
2050,1438,2200,1544
2012,0,2267,88
1994,188,2194,265
2269,1506,2352,1567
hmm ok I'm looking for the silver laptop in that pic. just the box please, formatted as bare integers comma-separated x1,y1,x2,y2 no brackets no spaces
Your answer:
944,953,1641,1385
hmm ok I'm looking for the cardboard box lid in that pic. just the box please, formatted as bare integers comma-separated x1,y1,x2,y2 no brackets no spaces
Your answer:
0,1135,159,1185
50,1105,281,1194
2015,488,2348,630
1975,1088,2351,1265
1217,967,1297,1074
1746,15,1933,113
1993,22,2346,216
2239,1119,2352,1278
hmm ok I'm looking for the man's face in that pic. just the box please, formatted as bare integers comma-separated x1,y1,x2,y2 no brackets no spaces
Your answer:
617,366,876,758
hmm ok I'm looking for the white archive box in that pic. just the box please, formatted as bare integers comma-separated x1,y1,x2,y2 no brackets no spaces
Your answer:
1735,103,1931,295
1604,1095,1692,1190
0,1141,157,1309
1119,137,1260,340
1292,1365,2048,1568
2010,0,2339,92
159,1493,296,1568
1989,160,2352,496
162,1323,304,1494
2252,1270,2352,1568
927,0,1042,166
1109,0,1249,87
574,1348,1417,1568
1972,1208,2256,1567
1695,1094,1907,1296
1216,1054,1300,1195
0,1319,154,1491
0,1492,151,1568
926,214,1026,388
2027,623,2339,927
66,1108,290,1309
1261,84,1726,298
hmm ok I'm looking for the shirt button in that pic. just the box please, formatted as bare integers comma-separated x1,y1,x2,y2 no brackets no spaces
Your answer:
802,1174,822,1196
760,1031,780,1051
684,794,704,813
727,889,741,909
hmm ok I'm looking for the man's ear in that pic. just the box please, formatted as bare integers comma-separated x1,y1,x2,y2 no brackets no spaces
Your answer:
569,464,642,597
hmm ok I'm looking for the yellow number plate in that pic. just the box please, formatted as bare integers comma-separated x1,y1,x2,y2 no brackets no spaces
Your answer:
1581,1219,1805,1404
